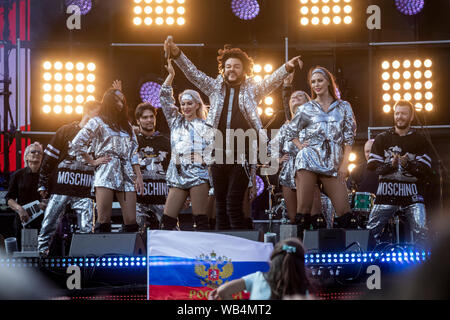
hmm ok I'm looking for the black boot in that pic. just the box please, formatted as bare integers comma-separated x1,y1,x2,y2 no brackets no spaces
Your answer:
208,218,216,230
160,214,178,230
311,214,327,230
295,213,311,239
123,223,139,233
193,215,209,231
95,223,111,233
335,212,358,229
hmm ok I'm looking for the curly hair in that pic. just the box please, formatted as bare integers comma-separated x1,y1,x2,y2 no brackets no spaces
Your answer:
217,44,254,77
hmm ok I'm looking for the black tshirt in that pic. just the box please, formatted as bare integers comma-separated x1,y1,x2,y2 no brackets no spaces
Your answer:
5,167,41,206
367,128,433,206
137,131,171,179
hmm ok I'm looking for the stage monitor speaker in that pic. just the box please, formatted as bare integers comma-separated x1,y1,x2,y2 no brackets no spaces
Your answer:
207,230,263,242
303,229,374,253
69,233,146,257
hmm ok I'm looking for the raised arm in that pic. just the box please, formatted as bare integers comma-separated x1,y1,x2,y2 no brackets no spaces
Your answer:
165,36,215,96
159,58,181,128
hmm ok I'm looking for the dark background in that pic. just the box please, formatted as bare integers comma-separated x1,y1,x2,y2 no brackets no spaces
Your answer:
27,0,450,214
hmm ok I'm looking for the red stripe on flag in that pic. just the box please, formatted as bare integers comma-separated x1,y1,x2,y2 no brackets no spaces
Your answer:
148,285,250,300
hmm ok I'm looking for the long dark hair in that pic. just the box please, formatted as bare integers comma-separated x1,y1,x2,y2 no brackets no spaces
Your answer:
99,88,132,136
264,238,311,299
307,66,340,101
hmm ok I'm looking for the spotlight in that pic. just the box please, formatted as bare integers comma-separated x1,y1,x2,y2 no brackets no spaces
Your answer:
348,152,357,162
382,61,390,70
413,59,422,68
382,83,390,91
54,84,63,92
43,61,52,70
54,61,63,70
76,73,85,82
264,96,273,105
348,163,356,173
383,104,391,113
86,95,95,102
395,0,425,16
140,81,162,108
424,70,432,78
75,105,83,114
64,95,74,104
415,102,423,111
43,84,52,92
257,107,263,116
424,59,432,68
156,17,164,25
264,107,274,117
134,17,142,25
425,103,433,111
87,74,95,82
43,105,51,113
392,60,400,69
299,0,351,27
87,63,96,71
393,83,401,91
264,64,273,73
403,82,411,90
54,105,62,114
76,95,85,104
54,73,63,81
177,17,185,25
76,84,85,93
65,0,93,16
414,82,422,90
65,73,74,81
403,60,411,68
231,0,260,20
253,64,262,73
43,94,52,103
254,75,262,82
87,84,95,93
424,81,432,89
54,94,63,103
64,106,73,114
333,16,341,24
425,92,432,100
144,17,153,25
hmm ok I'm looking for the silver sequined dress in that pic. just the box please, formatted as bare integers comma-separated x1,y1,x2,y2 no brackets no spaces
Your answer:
284,100,357,177
159,85,210,189
70,116,139,192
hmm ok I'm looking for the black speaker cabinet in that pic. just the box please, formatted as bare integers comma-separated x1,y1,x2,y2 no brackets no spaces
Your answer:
69,232,146,256
303,229,374,253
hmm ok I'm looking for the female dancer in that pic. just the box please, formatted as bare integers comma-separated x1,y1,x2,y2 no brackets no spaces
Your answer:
71,88,144,233
284,66,357,233
159,58,210,230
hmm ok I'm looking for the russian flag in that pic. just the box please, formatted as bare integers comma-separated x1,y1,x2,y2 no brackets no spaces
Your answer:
147,230,273,300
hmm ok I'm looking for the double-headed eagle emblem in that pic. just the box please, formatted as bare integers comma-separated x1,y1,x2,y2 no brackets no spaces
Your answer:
194,251,234,288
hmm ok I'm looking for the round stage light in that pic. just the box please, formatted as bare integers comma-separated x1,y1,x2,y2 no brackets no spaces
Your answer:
311,0,319,3
155,17,163,25
414,59,422,68
333,16,341,24
383,93,391,102
425,92,433,100
424,70,432,78
257,107,263,116
414,71,422,79
414,92,422,100
311,6,320,14
43,72,52,81
134,0,142,3
144,17,153,25
76,73,85,82
395,0,425,16
403,82,411,90
176,17,185,25
312,17,320,24
254,75,262,82
155,0,163,3
393,93,401,101
43,105,51,113
54,105,62,114
301,17,309,25
134,6,142,14
414,82,422,90
43,61,52,70
166,6,174,14
264,64,273,73
177,0,185,4
255,175,264,197
144,6,152,14
323,17,331,25
76,95,84,104
167,0,175,3
65,0,93,16
65,73,74,81
177,6,185,14
65,62,74,71
322,0,330,3
392,60,400,69
65,84,74,93
265,96,274,105
87,84,95,93
54,73,63,81
424,81,432,89
344,16,352,24
424,59,432,68
301,6,309,15
54,84,63,92
87,74,95,82
393,82,401,91
140,81,162,108
76,84,85,92
393,71,400,80
403,93,412,101
87,63,96,71
75,105,83,114
348,163,356,173
403,71,411,79
382,72,390,80
65,95,74,103
349,152,357,162
382,61,390,69
166,17,175,25
403,60,411,68
344,5,352,13
64,105,73,114
43,94,52,103
332,5,341,14
43,83,52,92
76,62,85,71
425,103,433,111
253,64,262,73
415,102,423,111
155,6,163,14
265,107,274,117
382,83,390,91
54,94,63,103
134,17,142,25
54,61,63,70
86,95,95,102
383,104,391,113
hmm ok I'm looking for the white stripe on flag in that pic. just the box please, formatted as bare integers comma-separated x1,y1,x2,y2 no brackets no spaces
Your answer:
147,230,273,262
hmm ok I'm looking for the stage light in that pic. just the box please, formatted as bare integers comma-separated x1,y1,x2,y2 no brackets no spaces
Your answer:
156,17,164,25
166,6,175,14
265,96,273,105
54,105,62,114
311,6,320,14
55,73,63,81
392,60,400,69
144,6,152,14
349,152,357,162
425,103,433,111
348,163,356,173
415,102,423,111
43,94,52,103
301,17,309,25
177,6,185,14
86,95,95,102
144,17,153,25
177,17,185,25
413,71,422,79
322,6,330,14
382,83,390,91
424,70,432,78
87,84,95,93
424,59,432,68
54,84,63,92
87,74,95,82
332,5,340,14
140,81,162,108
299,0,351,27
65,73,74,81
414,82,422,90
75,84,84,93
393,82,401,91
403,71,411,79
257,107,263,116
393,93,401,101
134,17,142,25
312,17,320,25
54,61,63,70
344,5,352,13
76,95,85,104
43,105,51,113
383,93,391,102
403,82,411,90
264,64,273,73
43,83,52,92
54,94,63,103
323,17,331,24
65,95,74,104
75,105,83,114
395,0,425,16
382,61,390,70
414,92,422,100
167,17,175,25
134,5,142,14
403,60,411,68
383,104,391,113
64,106,73,114
265,107,274,117
253,64,262,73
43,61,52,70
414,59,422,68
424,81,432,89
254,75,262,82
155,6,163,14
65,0,93,16
382,72,390,81
404,93,412,101
75,73,84,82
392,71,400,80
425,92,432,100
333,16,341,24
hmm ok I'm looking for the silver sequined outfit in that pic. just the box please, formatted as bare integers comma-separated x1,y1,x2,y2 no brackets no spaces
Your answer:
174,52,292,142
159,85,210,189
284,100,357,177
70,117,139,192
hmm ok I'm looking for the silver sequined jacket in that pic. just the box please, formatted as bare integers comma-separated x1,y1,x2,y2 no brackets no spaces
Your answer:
159,85,210,189
174,52,292,142
70,117,139,192
284,100,357,177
